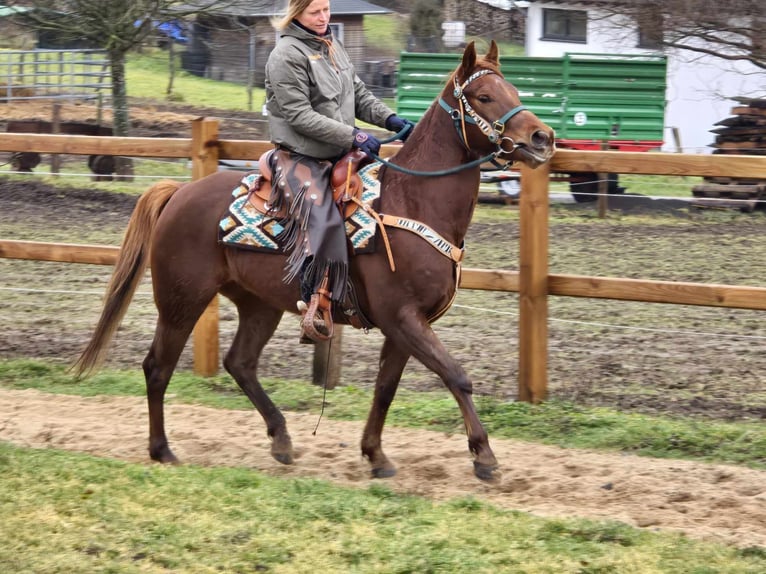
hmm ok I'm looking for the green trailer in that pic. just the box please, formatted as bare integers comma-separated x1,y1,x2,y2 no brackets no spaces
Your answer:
396,52,668,200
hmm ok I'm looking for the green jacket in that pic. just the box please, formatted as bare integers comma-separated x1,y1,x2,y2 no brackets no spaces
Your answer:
265,22,394,159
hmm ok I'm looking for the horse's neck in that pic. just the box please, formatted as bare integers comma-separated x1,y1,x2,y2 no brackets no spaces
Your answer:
383,105,480,245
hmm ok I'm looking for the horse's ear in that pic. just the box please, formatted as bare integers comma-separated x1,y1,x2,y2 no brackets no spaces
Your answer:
460,41,477,79
485,40,499,65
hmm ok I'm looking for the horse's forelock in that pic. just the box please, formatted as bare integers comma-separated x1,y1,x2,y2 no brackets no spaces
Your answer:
477,57,502,77
451,59,503,87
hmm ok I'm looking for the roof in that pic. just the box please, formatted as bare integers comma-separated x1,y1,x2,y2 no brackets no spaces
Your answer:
177,1,391,18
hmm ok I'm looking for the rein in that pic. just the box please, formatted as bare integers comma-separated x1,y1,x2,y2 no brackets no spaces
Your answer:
371,149,501,177
372,68,528,178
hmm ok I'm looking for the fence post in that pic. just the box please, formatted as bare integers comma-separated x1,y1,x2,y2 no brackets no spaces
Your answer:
518,162,551,403
597,142,608,218
50,103,61,175
312,325,343,389
191,118,221,376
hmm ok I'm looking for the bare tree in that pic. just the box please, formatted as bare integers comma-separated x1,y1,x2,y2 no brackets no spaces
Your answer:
409,0,444,52
597,0,764,71
6,0,237,137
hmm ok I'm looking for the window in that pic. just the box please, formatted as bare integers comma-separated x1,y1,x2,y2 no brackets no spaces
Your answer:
542,9,586,43
329,23,344,43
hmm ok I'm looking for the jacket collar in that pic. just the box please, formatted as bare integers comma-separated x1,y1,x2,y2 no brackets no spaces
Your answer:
287,19,333,41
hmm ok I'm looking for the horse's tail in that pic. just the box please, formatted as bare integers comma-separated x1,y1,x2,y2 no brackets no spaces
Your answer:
73,179,183,377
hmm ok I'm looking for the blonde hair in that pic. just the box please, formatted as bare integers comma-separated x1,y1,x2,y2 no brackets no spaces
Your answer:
273,0,317,31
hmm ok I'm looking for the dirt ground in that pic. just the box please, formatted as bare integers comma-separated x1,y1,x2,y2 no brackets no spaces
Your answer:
2,388,765,548
2,99,766,549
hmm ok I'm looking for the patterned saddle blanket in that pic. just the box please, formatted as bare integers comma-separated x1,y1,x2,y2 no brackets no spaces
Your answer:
218,160,382,255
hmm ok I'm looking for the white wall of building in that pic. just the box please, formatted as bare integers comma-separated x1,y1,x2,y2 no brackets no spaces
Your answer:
523,2,766,153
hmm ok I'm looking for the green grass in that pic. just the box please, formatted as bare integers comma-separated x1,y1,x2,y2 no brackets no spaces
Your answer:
127,51,261,110
2,359,764,470
2,442,764,573
363,15,408,57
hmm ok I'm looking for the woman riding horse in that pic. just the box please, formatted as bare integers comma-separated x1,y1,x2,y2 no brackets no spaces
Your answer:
265,0,414,342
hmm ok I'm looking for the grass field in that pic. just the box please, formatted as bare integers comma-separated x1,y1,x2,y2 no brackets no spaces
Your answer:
4,441,765,574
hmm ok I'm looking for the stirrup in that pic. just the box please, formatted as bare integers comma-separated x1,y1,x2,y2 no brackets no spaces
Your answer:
296,301,316,344
299,293,333,343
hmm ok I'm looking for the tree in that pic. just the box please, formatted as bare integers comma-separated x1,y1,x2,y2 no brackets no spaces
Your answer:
409,0,444,52
6,0,235,137
596,0,764,71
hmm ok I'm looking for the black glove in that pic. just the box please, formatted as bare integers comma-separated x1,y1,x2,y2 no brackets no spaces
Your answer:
385,115,415,141
352,128,382,157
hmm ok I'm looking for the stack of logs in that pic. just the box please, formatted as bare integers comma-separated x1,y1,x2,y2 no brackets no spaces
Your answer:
692,97,766,212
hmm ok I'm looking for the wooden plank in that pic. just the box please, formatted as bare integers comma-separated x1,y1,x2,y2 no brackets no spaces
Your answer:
551,150,766,179
460,268,519,292
518,162,551,403
712,127,766,136
0,132,192,157
691,198,757,212
731,106,766,117
548,274,766,311
732,97,766,108
715,116,766,127
715,141,766,150
0,239,119,264
691,184,762,198
218,140,273,161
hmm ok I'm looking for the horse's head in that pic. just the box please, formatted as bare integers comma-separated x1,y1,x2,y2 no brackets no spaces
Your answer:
443,41,555,168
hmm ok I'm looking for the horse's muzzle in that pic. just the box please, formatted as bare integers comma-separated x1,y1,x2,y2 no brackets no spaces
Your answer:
512,128,556,168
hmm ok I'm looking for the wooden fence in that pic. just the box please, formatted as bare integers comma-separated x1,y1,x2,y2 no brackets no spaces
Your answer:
2,118,766,403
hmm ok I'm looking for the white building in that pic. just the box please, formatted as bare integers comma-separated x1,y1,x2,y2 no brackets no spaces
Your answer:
520,1,765,152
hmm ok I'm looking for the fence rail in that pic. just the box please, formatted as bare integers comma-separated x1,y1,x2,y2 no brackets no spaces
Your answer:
2,120,766,402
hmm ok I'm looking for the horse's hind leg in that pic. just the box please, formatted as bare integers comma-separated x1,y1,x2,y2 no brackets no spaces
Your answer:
223,292,293,464
143,314,200,464
361,337,410,478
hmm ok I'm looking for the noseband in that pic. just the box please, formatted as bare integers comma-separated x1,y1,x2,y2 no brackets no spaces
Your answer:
438,69,527,157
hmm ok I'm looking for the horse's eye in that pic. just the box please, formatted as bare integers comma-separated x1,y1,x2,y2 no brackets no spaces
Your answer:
477,95,491,103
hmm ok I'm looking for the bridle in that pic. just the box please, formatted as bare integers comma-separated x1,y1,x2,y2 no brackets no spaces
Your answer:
372,67,528,177
439,69,527,158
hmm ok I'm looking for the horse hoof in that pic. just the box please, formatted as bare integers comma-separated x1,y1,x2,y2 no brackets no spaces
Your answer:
149,446,179,464
153,453,180,464
473,461,501,482
371,466,397,479
272,451,294,465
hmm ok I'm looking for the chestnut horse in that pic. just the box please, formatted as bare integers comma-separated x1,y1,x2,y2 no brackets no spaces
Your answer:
75,41,555,480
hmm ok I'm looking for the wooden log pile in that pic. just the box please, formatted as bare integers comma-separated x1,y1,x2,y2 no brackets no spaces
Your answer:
692,97,766,211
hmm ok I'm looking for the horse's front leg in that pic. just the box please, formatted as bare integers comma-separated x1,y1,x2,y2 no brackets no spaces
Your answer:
388,311,499,481
361,337,411,478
